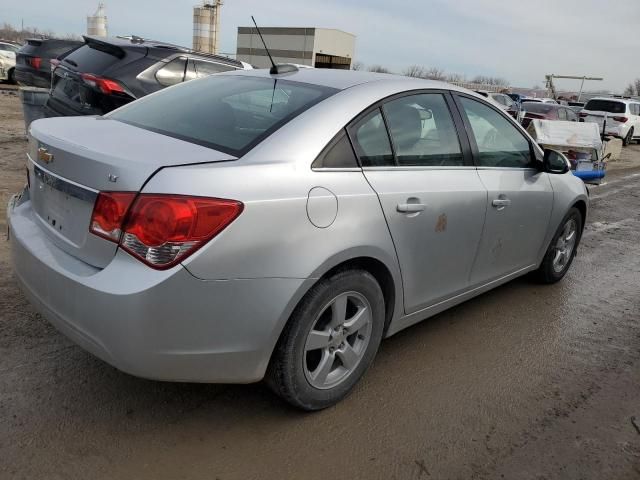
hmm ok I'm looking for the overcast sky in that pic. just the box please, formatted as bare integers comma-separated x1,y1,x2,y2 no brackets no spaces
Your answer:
2,0,638,91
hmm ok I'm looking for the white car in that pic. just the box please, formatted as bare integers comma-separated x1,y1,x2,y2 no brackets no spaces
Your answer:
474,90,513,111
0,41,19,83
579,97,640,146
488,92,515,109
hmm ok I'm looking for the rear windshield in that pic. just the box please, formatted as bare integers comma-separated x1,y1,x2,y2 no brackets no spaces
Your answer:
584,100,626,114
522,103,555,113
109,75,337,156
62,44,123,72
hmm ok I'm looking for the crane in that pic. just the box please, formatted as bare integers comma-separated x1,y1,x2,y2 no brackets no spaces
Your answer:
545,75,604,102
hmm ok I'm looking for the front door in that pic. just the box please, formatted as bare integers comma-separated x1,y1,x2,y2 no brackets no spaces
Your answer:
349,92,487,314
455,95,553,285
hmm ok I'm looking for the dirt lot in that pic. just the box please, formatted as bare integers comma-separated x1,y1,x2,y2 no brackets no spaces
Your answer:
1,94,639,480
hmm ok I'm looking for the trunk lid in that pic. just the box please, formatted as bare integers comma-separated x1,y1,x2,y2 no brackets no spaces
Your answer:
28,116,236,268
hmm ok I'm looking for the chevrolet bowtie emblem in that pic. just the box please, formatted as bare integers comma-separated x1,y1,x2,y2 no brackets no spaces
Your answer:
37,147,54,164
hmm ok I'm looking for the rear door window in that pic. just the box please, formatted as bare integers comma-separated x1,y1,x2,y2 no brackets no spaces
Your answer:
458,96,532,168
349,109,394,167
382,93,464,167
194,60,236,77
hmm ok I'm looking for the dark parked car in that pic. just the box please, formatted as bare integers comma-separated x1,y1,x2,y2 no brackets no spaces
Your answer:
44,36,251,117
519,102,578,128
15,38,82,88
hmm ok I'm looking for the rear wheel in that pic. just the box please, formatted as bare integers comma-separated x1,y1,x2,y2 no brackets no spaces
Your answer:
623,128,633,146
7,68,15,84
267,269,385,410
535,208,582,284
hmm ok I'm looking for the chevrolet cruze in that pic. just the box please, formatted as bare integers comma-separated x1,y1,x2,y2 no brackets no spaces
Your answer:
8,68,588,410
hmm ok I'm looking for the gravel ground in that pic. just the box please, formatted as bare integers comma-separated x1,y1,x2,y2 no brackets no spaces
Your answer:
0,94,639,480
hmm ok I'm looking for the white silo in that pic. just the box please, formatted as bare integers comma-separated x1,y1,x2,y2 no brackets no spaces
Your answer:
87,3,108,37
193,1,223,54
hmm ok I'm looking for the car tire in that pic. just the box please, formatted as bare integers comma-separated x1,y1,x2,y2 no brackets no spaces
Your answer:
623,128,633,146
266,269,385,411
535,207,582,284
7,68,15,84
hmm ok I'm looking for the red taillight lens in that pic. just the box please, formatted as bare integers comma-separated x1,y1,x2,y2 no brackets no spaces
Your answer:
90,193,243,269
89,192,137,241
28,56,42,69
612,116,628,123
81,73,126,95
579,112,588,118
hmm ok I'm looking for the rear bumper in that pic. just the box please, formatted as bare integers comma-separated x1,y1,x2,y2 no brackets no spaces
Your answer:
14,67,50,88
8,192,306,383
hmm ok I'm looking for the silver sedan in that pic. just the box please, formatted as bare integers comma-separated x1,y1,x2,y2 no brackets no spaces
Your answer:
8,68,588,410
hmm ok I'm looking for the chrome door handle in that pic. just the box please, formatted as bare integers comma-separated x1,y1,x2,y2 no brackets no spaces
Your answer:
492,198,511,208
397,203,425,213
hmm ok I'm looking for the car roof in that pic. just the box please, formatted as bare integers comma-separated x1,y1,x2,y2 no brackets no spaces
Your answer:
221,67,467,92
587,97,640,104
84,35,243,66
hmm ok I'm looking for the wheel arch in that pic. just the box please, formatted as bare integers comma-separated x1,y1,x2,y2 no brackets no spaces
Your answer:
571,199,587,235
319,256,398,334
263,249,404,378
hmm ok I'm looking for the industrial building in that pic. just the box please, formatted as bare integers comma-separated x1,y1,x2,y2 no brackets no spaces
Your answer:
193,1,223,54
86,3,107,37
236,27,356,69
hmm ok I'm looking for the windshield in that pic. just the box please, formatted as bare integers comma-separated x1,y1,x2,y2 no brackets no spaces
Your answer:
584,100,626,114
110,75,337,156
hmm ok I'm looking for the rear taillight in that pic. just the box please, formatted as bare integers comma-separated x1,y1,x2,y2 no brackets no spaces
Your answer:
28,56,42,69
90,192,137,242
89,193,243,269
579,112,588,118
81,73,126,95
612,116,628,123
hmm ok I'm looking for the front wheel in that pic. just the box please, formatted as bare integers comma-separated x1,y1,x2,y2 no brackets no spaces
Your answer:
535,208,582,284
267,269,385,411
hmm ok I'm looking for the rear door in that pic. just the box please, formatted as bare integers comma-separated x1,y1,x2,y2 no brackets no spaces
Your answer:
349,91,487,314
454,94,553,285
630,103,640,138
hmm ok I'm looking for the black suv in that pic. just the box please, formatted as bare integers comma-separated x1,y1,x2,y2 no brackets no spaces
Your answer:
44,36,250,117
15,38,82,88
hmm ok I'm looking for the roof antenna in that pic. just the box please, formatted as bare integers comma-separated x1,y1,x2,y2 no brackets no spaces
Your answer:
251,16,298,75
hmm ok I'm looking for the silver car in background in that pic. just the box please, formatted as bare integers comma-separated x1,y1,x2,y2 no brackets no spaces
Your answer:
8,68,588,410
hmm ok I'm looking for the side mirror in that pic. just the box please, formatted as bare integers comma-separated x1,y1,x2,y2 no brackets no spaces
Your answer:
543,149,570,174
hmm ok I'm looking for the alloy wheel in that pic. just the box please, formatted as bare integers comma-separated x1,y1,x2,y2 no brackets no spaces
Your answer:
303,291,373,390
552,218,577,274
